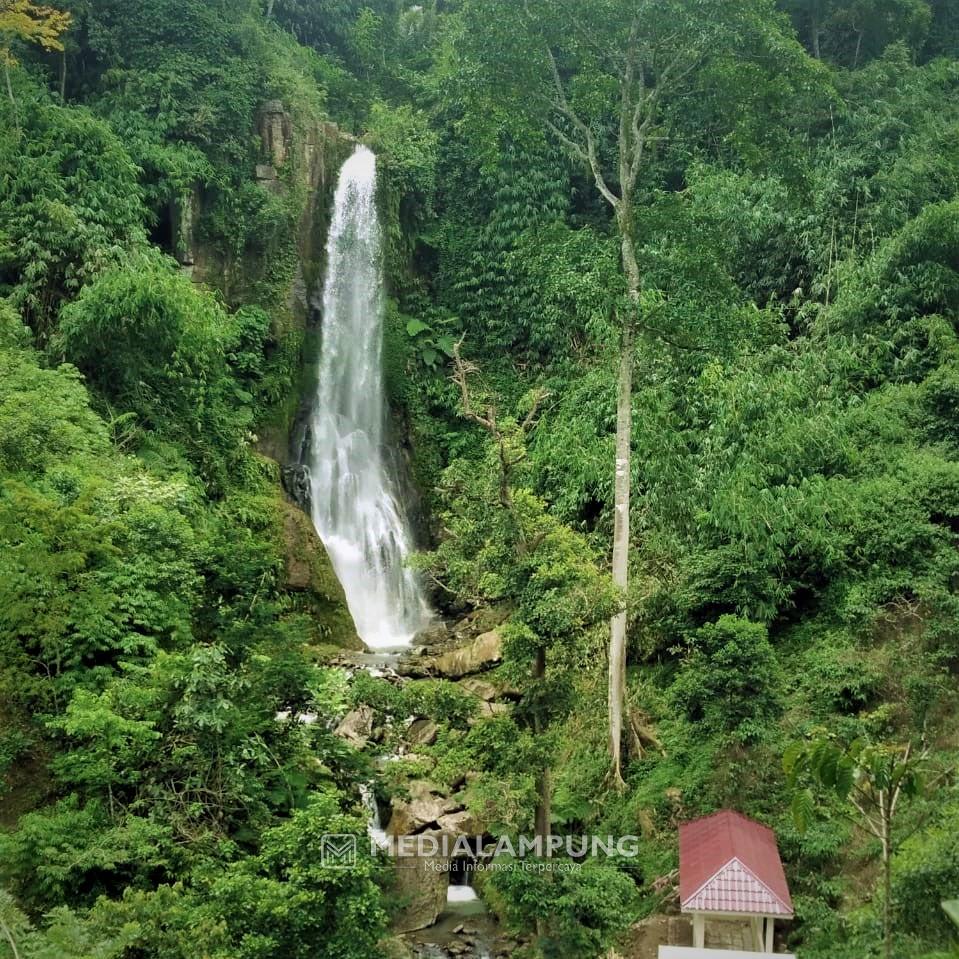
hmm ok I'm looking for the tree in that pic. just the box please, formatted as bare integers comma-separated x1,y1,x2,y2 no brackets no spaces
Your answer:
202,793,388,959
0,0,70,134
780,0,833,57
432,345,615,845
785,737,935,959
779,0,933,64
0,888,127,959
459,0,802,786
0,100,146,335
55,257,254,490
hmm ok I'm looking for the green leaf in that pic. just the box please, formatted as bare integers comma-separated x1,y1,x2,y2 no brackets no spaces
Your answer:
834,756,855,798
406,318,431,337
783,740,806,781
791,789,815,834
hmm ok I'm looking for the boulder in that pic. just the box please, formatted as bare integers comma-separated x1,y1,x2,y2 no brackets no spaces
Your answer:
431,629,503,679
388,781,460,837
391,828,450,933
415,621,449,648
407,718,438,747
334,706,373,748
437,808,481,837
376,938,415,959
459,678,498,701
469,701,510,725
450,606,510,641
395,652,431,679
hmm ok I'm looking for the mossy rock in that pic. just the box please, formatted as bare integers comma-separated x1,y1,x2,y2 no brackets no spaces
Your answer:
278,498,363,651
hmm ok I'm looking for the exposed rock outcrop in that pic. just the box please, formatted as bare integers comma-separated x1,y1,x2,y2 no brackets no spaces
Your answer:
436,808,480,836
388,781,460,837
391,829,451,933
279,499,362,650
258,99,293,167
281,463,312,512
399,629,504,680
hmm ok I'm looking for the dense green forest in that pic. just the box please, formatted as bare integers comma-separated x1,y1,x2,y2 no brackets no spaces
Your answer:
1,0,959,957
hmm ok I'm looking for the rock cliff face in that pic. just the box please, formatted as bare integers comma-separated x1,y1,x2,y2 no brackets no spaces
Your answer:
183,101,359,650
184,102,354,328
279,499,362,651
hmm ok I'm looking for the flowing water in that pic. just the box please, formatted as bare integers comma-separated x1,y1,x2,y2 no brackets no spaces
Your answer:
313,148,494,959
309,146,431,649
360,782,390,852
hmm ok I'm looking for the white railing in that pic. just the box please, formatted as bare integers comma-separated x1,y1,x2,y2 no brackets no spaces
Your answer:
659,949,795,959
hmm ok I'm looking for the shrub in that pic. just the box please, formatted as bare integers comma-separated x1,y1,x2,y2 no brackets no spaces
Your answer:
56,257,252,490
671,615,784,743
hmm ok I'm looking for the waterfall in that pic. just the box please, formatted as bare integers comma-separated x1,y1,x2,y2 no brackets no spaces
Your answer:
360,783,389,851
309,146,431,649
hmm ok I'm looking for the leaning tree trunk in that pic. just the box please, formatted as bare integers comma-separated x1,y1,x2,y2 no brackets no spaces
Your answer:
0,916,21,959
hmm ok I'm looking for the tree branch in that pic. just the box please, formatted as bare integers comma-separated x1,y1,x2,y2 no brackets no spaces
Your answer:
544,45,619,208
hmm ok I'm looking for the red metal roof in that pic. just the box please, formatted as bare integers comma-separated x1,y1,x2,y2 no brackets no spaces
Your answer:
679,809,793,916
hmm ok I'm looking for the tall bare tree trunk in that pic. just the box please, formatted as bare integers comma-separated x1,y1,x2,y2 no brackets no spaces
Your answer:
810,1,822,59
609,214,639,787
541,27,657,787
881,799,893,959
609,325,633,787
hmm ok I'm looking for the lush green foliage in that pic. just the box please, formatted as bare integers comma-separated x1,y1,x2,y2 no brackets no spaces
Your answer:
2,0,959,957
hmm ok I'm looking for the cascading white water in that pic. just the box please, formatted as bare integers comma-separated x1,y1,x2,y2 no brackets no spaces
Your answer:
309,146,431,649
360,783,389,851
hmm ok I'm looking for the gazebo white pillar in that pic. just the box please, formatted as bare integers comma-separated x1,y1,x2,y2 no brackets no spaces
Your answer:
693,913,705,948
686,910,779,952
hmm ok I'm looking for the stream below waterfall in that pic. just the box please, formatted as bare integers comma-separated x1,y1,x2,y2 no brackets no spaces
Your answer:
310,149,501,958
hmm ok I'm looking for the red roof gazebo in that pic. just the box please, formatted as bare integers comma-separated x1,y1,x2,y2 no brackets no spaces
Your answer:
668,810,794,955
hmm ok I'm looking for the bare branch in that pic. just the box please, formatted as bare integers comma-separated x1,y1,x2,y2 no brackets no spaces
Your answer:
545,118,590,166
544,45,619,208
848,794,883,840
521,387,551,433
452,338,497,434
